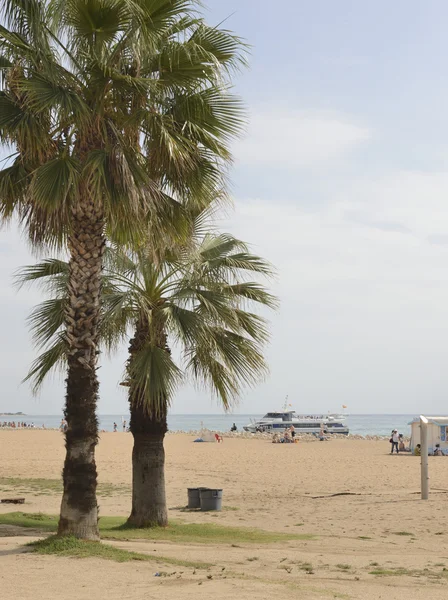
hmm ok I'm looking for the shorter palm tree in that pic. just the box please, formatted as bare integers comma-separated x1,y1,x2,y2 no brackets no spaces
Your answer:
18,228,277,526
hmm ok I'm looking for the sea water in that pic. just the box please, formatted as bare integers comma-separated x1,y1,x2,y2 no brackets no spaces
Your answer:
0,413,418,436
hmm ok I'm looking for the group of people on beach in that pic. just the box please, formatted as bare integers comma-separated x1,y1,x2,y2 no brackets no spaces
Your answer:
1,421,37,429
389,429,406,454
113,421,129,432
411,443,445,456
272,425,297,443
389,430,447,456
272,424,328,444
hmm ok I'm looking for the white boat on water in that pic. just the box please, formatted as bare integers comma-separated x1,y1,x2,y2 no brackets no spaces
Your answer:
243,410,349,435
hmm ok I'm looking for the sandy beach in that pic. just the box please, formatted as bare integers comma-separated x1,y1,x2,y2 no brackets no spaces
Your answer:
1,430,447,599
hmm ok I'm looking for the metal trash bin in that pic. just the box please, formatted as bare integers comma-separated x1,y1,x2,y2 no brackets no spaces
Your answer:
187,487,209,509
199,488,223,511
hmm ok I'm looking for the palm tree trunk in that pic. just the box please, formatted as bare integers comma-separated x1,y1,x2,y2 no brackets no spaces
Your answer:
58,198,104,540
126,318,168,528
127,402,168,527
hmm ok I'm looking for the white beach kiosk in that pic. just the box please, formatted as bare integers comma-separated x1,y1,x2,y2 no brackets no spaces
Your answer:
409,415,448,500
409,416,448,455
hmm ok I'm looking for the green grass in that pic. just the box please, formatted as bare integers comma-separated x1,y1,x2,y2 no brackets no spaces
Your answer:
0,512,314,545
391,531,414,536
369,566,448,579
336,564,351,571
0,477,129,497
28,535,211,568
369,567,414,576
357,536,372,540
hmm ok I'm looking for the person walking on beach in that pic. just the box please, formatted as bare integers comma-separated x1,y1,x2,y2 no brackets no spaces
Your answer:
390,429,399,454
122,420,126,432
113,422,118,432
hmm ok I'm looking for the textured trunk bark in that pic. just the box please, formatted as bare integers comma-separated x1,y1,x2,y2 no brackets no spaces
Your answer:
126,318,169,528
127,404,168,527
58,196,104,540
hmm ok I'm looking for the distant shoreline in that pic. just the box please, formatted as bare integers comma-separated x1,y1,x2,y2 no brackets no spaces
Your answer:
0,412,26,416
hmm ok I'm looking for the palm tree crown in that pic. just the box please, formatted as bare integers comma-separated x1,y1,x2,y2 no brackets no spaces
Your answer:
18,229,278,412
0,0,246,245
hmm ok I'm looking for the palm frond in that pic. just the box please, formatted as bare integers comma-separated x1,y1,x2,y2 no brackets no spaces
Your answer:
14,258,68,290
30,156,79,212
0,161,29,221
27,297,66,348
223,282,279,309
23,333,68,394
185,326,268,400
2,0,52,53
187,350,238,410
129,343,182,416
19,72,89,119
232,310,270,343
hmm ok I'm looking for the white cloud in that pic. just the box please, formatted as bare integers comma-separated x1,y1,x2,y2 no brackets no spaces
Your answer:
339,171,448,239
217,169,448,415
234,109,371,168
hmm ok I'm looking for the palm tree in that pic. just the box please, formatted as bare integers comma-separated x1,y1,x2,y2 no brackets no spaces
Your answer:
18,227,277,526
0,0,246,538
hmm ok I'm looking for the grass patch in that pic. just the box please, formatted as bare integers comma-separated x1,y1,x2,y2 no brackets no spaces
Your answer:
369,567,413,576
0,477,128,497
391,531,414,536
247,556,259,562
358,536,372,540
0,512,314,545
28,535,211,568
369,566,448,579
336,564,351,571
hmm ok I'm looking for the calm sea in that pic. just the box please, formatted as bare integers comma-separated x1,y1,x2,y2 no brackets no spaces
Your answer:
0,413,419,436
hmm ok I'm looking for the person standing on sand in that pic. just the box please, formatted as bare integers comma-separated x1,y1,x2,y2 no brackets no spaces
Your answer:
113,422,118,432
122,420,126,432
390,429,399,454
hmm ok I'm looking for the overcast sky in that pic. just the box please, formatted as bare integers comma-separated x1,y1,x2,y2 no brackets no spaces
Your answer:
2,0,448,415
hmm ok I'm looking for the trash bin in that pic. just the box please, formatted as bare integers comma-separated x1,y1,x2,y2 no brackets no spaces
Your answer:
187,487,209,509
199,488,223,511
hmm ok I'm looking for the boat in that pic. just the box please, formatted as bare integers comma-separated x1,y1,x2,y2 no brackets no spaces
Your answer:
243,410,349,435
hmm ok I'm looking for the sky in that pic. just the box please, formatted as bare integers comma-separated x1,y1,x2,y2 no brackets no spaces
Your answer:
2,0,448,415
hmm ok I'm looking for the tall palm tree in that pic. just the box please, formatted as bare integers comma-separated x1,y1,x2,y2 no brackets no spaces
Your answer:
0,0,246,538
18,227,277,526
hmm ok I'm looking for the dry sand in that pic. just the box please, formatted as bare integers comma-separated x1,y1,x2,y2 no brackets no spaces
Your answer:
1,430,448,599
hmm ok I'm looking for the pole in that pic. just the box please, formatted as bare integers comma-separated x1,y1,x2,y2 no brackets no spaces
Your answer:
420,416,429,500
